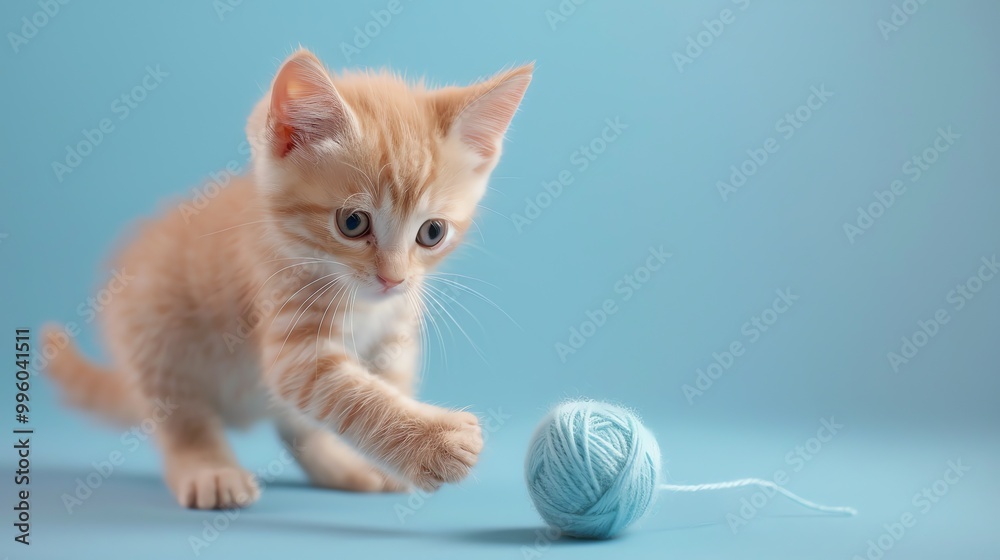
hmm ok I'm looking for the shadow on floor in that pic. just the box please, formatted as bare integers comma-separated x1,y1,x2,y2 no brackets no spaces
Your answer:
30,464,848,549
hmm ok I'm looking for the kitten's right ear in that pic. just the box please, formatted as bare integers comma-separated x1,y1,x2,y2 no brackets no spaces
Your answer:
267,49,354,158
434,64,533,169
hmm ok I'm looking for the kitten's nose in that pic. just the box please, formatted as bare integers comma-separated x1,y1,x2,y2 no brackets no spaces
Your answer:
377,274,403,289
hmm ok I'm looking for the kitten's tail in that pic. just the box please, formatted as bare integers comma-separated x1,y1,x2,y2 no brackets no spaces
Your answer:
41,325,142,426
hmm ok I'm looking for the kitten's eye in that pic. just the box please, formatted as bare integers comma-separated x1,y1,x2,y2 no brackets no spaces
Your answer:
416,219,447,248
336,209,371,238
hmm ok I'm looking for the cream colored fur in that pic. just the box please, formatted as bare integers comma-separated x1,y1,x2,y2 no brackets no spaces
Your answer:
43,49,531,509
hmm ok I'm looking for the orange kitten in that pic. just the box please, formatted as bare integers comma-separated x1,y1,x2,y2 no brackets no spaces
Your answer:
43,49,532,509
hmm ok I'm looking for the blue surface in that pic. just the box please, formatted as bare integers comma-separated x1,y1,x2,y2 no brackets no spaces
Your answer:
2,1,999,558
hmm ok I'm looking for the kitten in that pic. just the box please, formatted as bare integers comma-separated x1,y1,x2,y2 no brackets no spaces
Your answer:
42,49,532,509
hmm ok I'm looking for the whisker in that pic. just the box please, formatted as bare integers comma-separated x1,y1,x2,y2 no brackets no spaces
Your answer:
245,260,333,314
426,276,521,330
265,274,344,376
427,272,498,288
265,272,344,336
315,278,353,366
415,284,450,370
468,216,486,246
348,286,359,361
425,283,485,334
199,219,277,238
404,290,430,379
375,161,391,189
329,281,354,353
340,160,376,194
402,288,430,378
261,256,344,266
421,284,487,363
342,191,374,212
433,288,487,363
419,284,456,345
476,204,511,223
282,276,345,339
452,242,495,258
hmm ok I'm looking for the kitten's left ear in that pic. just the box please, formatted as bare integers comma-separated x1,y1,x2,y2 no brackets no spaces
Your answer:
438,64,533,164
267,49,355,158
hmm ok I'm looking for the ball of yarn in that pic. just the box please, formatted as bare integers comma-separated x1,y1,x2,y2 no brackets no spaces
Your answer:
525,400,662,539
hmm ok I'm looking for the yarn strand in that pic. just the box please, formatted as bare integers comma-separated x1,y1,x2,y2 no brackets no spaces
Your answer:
660,478,858,516
526,401,858,539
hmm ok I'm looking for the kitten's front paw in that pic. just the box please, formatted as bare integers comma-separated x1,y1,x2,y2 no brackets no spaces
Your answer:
403,410,483,491
171,465,260,510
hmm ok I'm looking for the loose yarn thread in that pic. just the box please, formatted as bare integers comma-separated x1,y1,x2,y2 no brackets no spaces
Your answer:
525,401,857,539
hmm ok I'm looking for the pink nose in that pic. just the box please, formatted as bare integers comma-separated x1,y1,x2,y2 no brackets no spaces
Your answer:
377,274,403,289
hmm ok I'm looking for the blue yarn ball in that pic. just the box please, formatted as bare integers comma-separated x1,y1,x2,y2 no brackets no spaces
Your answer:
525,401,662,539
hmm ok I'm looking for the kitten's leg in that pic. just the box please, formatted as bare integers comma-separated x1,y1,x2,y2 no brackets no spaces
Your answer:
157,407,260,509
275,410,407,492
368,328,421,396
112,335,260,509
262,318,482,491
274,324,418,492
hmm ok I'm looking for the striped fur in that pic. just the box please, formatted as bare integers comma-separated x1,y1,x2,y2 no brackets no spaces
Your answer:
42,49,532,509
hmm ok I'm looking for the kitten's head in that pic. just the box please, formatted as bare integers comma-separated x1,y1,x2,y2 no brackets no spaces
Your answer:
247,49,531,301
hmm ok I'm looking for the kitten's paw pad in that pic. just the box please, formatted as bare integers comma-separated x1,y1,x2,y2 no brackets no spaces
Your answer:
408,411,483,491
175,466,260,510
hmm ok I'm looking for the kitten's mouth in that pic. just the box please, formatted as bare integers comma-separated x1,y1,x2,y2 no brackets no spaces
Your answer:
357,280,405,300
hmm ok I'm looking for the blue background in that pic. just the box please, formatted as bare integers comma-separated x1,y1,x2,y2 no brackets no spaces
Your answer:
2,1,998,558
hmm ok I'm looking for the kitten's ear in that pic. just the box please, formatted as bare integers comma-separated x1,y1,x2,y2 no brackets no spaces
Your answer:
267,49,354,158
439,64,533,164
